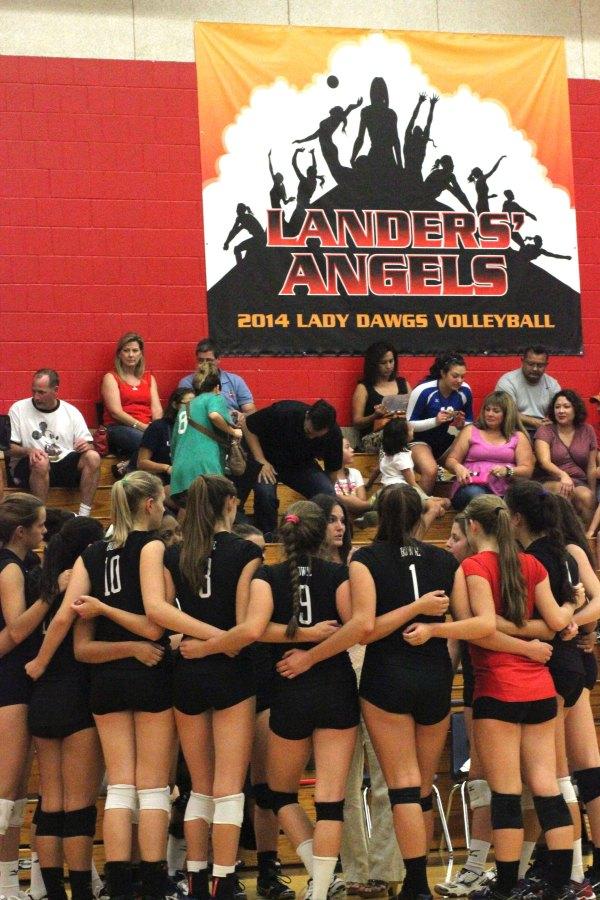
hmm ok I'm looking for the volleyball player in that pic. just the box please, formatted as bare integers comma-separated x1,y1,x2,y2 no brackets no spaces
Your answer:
70,472,175,900
0,494,48,900
462,494,581,900
25,517,105,900
351,485,494,900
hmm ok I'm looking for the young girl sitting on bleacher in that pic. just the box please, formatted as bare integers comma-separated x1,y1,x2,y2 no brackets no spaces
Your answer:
377,419,450,530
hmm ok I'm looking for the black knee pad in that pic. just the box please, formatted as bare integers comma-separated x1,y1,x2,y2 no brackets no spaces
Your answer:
491,792,522,830
36,808,65,837
270,790,298,814
533,794,572,832
574,768,600,805
420,793,433,812
172,791,190,815
314,800,344,822
63,805,97,838
252,783,273,811
388,786,421,808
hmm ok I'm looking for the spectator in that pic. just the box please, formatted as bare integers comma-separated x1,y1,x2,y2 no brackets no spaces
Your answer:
178,337,256,414
169,362,242,504
242,399,343,537
445,390,534,510
351,342,411,451
9,368,101,517
535,389,597,525
331,438,373,521
495,345,560,437
136,387,194,486
406,352,473,494
101,332,162,468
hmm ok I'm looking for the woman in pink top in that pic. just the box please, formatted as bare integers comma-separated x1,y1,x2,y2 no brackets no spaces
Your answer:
101,332,162,466
535,389,597,525
445,391,534,511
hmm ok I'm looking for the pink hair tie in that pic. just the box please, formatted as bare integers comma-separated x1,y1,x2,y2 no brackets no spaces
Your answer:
284,514,300,524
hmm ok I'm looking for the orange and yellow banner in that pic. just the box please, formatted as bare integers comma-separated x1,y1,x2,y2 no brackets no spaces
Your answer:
195,22,581,355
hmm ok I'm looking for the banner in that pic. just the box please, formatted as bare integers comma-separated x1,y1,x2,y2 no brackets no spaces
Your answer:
195,23,581,355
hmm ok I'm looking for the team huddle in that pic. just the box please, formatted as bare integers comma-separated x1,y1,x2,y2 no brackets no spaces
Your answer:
1,464,599,900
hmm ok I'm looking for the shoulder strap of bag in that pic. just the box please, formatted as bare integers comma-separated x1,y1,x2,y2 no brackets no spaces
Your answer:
184,402,228,447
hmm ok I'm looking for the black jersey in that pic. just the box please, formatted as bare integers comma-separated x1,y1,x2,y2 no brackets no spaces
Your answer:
528,536,583,675
81,531,169,672
354,540,458,666
165,531,262,634
254,556,351,680
0,548,42,673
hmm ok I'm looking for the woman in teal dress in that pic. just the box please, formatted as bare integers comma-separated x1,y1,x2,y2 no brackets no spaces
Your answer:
170,362,243,502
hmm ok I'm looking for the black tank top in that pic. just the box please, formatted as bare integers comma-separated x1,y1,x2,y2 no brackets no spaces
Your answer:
40,589,82,680
353,540,458,667
81,531,169,672
528,536,584,675
254,556,351,682
0,548,42,672
359,377,409,435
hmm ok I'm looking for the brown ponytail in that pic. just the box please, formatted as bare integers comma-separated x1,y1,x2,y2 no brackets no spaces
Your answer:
278,501,326,638
0,493,44,545
180,474,237,594
464,494,526,626
374,484,422,546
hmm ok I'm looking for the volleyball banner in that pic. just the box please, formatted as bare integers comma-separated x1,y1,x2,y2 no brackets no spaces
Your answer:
195,23,581,356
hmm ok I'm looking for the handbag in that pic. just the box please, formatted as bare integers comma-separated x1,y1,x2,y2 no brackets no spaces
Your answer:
92,425,109,457
184,404,247,476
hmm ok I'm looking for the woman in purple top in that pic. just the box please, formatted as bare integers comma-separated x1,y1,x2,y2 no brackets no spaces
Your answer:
535,389,597,525
445,391,534,511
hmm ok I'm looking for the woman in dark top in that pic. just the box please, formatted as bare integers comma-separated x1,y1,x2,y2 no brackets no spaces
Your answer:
137,387,195,485
25,517,105,900
556,496,600,890
352,485,494,900
351,342,410,450
69,472,174,900
199,500,371,900
506,481,600,892
0,494,48,900
144,475,263,900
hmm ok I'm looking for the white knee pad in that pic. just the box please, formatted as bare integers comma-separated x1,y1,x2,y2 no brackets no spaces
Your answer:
184,792,214,824
558,776,578,805
0,798,15,835
105,784,137,812
467,779,491,810
521,786,534,810
137,786,171,815
9,798,27,827
213,793,244,827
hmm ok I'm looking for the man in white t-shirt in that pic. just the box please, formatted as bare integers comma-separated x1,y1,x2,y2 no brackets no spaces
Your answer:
495,345,561,435
9,368,101,516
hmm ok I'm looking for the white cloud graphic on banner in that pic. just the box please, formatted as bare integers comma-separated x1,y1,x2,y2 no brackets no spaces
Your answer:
203,32,579,292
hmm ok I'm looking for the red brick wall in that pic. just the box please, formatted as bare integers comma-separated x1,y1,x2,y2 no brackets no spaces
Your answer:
1,56,599,426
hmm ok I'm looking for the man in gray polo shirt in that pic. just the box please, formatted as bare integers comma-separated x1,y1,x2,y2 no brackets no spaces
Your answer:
496,345,561,434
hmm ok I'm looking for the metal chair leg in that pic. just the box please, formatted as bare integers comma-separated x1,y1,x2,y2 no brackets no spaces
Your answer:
460,779,471,850
433,783,454,883
362,783,372,838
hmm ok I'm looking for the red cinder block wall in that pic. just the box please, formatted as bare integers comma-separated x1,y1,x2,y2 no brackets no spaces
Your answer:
1,56,599,426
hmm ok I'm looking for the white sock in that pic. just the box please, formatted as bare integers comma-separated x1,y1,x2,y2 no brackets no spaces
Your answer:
212,864,235,878
465,839,491,874
296,839,314,877
29,853,47,899
312,856,337,900
0,859,20,893
518,841,537,879
572,838,585,882
167,834,187,875
78,503,92,517
187,861,207,872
